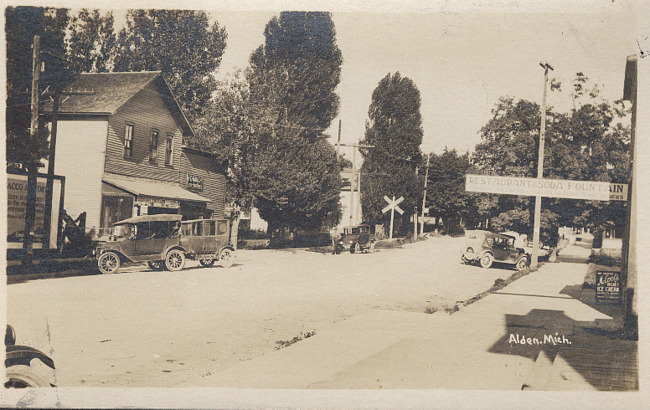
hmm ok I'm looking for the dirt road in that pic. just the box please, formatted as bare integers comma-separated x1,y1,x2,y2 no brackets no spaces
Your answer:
7,236,517,387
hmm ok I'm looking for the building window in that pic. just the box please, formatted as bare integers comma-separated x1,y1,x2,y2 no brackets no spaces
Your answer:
165,135,173,166
149,130,159,163
124,124,134,158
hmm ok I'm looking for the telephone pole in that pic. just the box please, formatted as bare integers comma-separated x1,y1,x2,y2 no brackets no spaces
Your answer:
531,62,553,269
22,35,41,264
420,153,430,237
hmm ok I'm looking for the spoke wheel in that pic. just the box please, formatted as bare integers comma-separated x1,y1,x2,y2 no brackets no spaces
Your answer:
199,259,215,267
480,253,494,269
98,252,120,274
165,249,186,271
219,248,234,268
516,257,529,271
5,365,50,388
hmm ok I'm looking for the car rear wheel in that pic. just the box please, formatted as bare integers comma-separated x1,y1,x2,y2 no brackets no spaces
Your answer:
199,258,215,267
219,248,234,268
165,249,186,271
98,252,120,274
5,365,51,388
147,261,164,271
479,253,494,269
350,242,361,254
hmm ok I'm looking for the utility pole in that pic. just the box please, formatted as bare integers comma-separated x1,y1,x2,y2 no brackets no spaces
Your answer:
43,90,60,249
22,35,41,265
336,119,341,157
420,153,430,237
531,62,553,269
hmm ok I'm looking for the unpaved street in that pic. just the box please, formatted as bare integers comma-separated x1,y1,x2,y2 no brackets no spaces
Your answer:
7,236,517,387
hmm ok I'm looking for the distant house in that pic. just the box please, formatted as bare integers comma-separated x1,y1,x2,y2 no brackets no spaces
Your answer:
43,71,226,238
338,167,362,229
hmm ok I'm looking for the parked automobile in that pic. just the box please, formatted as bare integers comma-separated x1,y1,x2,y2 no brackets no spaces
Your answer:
95,214,235,274
335,224,376,254
5,325,56,387
461,230,530,271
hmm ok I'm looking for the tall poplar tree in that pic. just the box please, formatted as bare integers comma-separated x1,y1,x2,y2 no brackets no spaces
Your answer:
360,72,423,227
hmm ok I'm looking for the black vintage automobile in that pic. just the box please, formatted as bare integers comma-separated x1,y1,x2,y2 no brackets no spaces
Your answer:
461,230,530,271
333,224,376,254
5,325,56,387
95,214,235,274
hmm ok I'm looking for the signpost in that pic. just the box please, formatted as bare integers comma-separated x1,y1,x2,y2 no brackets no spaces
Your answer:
382,195,404,240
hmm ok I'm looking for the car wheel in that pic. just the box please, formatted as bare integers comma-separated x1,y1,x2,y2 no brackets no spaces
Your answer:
5,365,51,388
219,248,234,268
98,252,120,274
147,261,164,271
461,255,470,265
479,253,494,269
199,259,215,268
165,249,186,271
516,257,529,271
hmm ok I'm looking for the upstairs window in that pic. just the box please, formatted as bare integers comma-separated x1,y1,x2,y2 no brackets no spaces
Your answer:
124,124,134,158
165,135,173,166
149,130,159,163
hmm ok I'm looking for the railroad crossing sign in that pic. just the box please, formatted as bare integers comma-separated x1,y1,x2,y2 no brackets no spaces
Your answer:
382,195,404,240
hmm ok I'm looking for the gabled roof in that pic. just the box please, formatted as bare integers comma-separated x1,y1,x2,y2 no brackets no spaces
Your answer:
43,71,194,136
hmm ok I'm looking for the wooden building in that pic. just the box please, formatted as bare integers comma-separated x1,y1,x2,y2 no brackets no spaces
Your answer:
44,71,226,238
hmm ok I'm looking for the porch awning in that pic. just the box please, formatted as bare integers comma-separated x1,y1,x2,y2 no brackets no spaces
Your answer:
103,176,210,203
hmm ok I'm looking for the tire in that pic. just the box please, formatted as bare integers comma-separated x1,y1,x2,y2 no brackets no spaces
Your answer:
516,257,529,271
5,365,51,388
479,253,494,269
219,248,234,268
350,242,361,254
147,261,164,271
98,252,120,274
165,249,186,271
199,259,215,268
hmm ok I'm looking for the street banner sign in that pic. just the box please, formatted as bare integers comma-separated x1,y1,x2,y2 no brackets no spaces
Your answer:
609,183,628,201
465,174,611,201
595,270,622,305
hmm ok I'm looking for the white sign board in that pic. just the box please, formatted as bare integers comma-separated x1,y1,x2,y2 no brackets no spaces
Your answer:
465,174,611,201
609,183,628,201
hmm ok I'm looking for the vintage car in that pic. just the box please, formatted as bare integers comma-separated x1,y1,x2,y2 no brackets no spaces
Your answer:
95,214,235,274
5,325,56,388
336,224,376,254
461,230,530,271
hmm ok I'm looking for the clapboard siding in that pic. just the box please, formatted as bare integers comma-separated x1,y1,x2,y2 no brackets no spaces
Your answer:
180,150,226,218
104,82,183,182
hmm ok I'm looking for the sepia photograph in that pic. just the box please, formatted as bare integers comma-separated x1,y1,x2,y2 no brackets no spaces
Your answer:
2,0,648,407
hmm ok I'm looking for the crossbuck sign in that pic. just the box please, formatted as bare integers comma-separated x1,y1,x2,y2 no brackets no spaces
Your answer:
382,195,404,240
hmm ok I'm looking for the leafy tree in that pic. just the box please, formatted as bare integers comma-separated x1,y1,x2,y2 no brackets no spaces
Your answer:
114,9,227,124
427,149,475,232
360,72,423,229
239,12,343,240
67,9,116,73
248,11,342,140
5,6,72,168
471,75,630,246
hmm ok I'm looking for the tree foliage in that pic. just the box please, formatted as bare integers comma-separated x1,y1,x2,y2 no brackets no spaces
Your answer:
360,72,423,226
114,9,227,123
5,6,72,168
235,12,343,238
471,75,631,245
67,9,116,73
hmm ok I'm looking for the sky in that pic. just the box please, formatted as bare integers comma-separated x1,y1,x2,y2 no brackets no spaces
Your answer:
75,1,642,166
206,6,639,166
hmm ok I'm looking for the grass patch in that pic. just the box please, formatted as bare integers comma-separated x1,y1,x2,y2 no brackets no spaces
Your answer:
275,331,316,350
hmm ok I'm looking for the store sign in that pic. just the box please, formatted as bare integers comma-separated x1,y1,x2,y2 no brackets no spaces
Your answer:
608,183,628,201
465,174,611,201
187,174,203,190
136,196,180,209
595,271,622,305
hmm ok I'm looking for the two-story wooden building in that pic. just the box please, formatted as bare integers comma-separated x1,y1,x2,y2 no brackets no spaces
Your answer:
44,71,226,238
